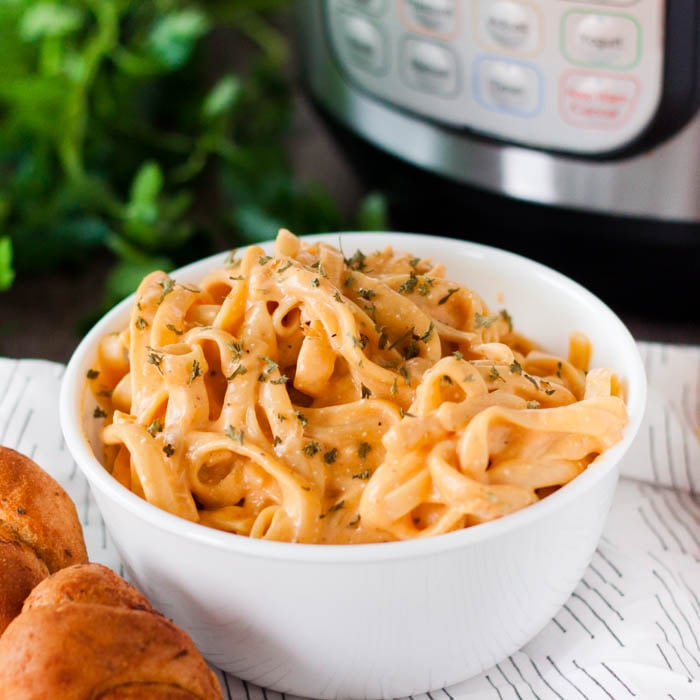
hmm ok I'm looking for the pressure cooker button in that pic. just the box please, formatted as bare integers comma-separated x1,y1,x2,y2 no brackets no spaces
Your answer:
338,13,389,75
563,11,640,68
400,38,459,96
560,71,639,127
343,0,387,16
476,58,541,116
481,0,541,52
401,0,457,37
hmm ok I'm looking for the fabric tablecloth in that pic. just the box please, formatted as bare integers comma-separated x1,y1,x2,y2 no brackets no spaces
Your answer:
1,340,698,700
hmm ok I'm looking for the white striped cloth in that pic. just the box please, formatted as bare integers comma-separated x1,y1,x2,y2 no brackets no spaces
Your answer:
0,342,698,700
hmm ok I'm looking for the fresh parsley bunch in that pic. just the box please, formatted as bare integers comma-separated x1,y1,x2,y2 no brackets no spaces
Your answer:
0,0,386,308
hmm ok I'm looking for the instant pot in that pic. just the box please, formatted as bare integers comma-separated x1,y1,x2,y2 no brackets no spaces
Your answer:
293,0,700,320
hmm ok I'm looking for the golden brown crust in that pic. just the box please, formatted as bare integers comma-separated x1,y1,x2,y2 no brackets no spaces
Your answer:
22,562,153,614
0,446,88,573
0,563,223,700
0,536,49,633
98,686,203,699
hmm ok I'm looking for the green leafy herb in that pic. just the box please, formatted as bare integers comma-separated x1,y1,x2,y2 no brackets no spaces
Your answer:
163,443,175,457
147,418,163,436
93,406,107,419
86,369,100,380
224,425,244,444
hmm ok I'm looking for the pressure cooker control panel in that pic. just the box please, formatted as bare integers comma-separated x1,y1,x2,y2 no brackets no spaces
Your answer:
324,0,665,154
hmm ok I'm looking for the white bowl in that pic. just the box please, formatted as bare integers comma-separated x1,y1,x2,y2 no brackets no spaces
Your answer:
59,232,647,700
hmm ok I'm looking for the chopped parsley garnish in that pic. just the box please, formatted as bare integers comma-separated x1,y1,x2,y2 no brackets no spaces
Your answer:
500,309,514,332
474,312,498,329
357,287,375,300
353,469,371,480
189,359,202,384
166,323,183,335
361,383,372,399
488,366,505,382
526,400,540,409
270,375,288,385
273,436,282,446
226,364,247,380
419,322,434,342
438,287,460,305
348,514,361,527
397,271,418,295
86,369,100,380
258,255,272,265
93,406,107,419
328,499,345,513
399,408,416,418
224,425,244,444
146,348,163,373
135,316,148,330
453,350,464,360
510,360,523,375
163,443,175,457
302,441,321,457
311,277,320,287
278,260,293,274
147,419,163,436
358,442,371,459
295,410,308,427
346,250,366,271
323,448,338,464
157,278,175,305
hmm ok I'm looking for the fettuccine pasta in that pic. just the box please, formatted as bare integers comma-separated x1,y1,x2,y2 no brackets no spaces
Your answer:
88,230,628,544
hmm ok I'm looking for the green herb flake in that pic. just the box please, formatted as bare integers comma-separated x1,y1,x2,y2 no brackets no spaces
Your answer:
358,442,371,459
311,277,320,287
510,360,523,375
526,400,540,409
348,514,361,527
158,278,175,305
278,260,293,274
295,410,308,427
273,436,282,446
453,350,464,360
189,359,202,384
323,448,338,464
500,309,514,332
226,364,247,380
258,255,272,265
361,383,372,399
353,469,371,480
397,271,418,295
224,425,244,444
419,322,434,343
346,250,366,271
474,312,497,329
302,441,321,457
544,388,556,396
328,499,345,513
86,369,100,380
166,323,183,335
135,316,148,330
488,365,505,382
163,443,175,457
93,406,107,419
357,287,375,300
438,287,460,305
147,419,163,436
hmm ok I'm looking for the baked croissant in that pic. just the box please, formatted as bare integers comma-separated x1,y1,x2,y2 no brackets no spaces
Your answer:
0,562,223,699
0,445,88,634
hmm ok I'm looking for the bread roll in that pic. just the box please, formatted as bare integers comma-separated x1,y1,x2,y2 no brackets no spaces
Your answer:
0,562,223,699
0,446,88,633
